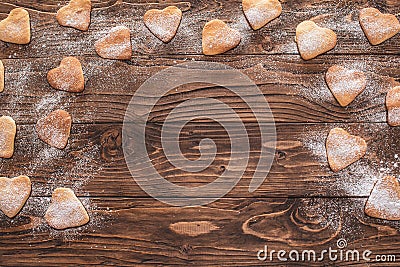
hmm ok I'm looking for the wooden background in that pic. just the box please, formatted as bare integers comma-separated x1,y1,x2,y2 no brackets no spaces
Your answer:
1,0,400,266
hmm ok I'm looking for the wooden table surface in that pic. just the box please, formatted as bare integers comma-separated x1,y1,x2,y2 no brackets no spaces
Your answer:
1,0,400,266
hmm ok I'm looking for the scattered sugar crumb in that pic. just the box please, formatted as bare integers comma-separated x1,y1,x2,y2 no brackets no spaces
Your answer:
300,123,400,238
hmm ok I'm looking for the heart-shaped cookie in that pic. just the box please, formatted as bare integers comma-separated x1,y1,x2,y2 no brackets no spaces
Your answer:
56,0,92,31
0,8,31,44
365,175,400,220
45,188,89,230
36,109,72,149
242,0,282,30
386,86,400,126
202,19,241,55
326,128,367,172
0,60,4,92
359,8,400,45
144,6,182,43
95,26,132,60
47,57,84,93
0,116,16,159
0,175,31,218
325,65,367,107
296,20,337,60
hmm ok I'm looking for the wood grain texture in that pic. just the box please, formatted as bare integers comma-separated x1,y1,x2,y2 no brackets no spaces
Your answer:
0,122,398,198
0,55,399,124
0,197,399,266
0,0,400,58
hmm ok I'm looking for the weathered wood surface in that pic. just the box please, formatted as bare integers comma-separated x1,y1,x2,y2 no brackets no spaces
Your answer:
0,122,397,198
0,0,400,59
0,55,399,124
0,197,400,266
1,0,400,266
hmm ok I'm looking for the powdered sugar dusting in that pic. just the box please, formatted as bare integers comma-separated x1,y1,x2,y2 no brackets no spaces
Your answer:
20,195,106,241
95,26,131,59
64,13,88,29
0,58,105,237
58,0,91,31
47,58,84,92
104,43,129,58
203,20,241,54
294,59,393,122
326,128,366,172
388,107,400,126
244,6,279,28
35,92,67,114
366,176,400,219
144,9,181,43
302,126,378,196
296,21,336,59
300,123,399,196
326,66,366,106
359,8,400,45
0,127,105,238
45,188,89,230
37,114,70,149
3,61,32,120
300,123,400,238
0,176,30,217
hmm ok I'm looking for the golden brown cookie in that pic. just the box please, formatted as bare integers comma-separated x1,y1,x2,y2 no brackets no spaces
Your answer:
56,0,92,31
144,6,182,43
0,60,4,92
0,8,31,44
295,20,337,60
325,65,367,107
365,175,400,220
45,188,89,230
47,57,84,93
326,128,367,172
0,116,16,158
36,110,72,149
386,86,400,126
95,26,132,60
202,19,241,55
242,0,282,30
359,8,400,45
0,175,31,218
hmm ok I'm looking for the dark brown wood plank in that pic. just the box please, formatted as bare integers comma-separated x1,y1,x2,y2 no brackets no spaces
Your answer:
2,0,119,12
0,197,399,266
1,0,190,12
1,1,400,58
1,55,399,124
0,122,397,198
